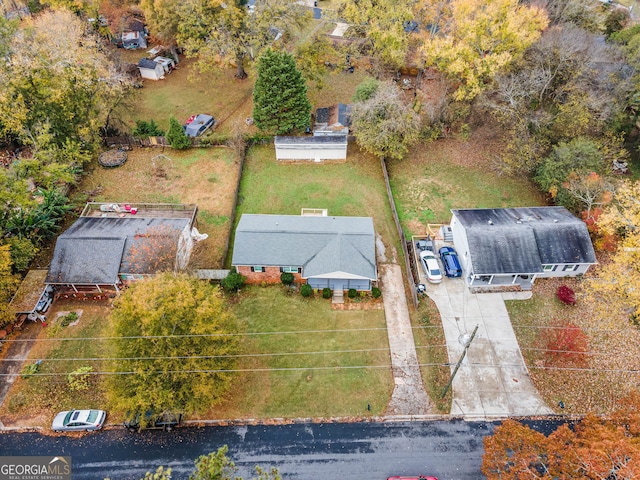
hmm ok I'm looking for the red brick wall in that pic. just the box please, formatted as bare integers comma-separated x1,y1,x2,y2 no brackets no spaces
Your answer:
236,266,305,285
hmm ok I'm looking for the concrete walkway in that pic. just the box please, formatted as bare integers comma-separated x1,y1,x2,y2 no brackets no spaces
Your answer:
377,235,434,416
427,279,552,418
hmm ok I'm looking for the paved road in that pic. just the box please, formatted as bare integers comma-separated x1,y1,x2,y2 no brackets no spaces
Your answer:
0,419,570,480
0,421,493,479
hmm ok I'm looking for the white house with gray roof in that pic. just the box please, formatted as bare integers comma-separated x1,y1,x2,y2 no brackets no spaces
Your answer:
231,214,377,291
450,206,597,290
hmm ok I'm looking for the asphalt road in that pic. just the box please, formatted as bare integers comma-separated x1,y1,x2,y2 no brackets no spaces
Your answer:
0,420,565,480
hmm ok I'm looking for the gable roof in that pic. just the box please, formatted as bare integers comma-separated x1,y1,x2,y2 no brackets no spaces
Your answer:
232,214,376,280
46,213,193,285
452,207,597,275
138,58,160,70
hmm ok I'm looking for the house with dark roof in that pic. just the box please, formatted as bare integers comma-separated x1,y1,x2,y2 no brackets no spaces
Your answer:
450,207,597,290
45,203,199,292
231,214,377,291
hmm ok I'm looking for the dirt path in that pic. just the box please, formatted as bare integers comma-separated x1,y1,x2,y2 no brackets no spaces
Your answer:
0,322,41,409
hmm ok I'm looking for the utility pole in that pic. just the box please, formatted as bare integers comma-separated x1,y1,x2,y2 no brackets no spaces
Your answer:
441,324,479,398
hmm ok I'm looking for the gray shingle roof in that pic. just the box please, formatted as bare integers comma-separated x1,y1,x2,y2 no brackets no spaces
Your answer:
138,58,159,70
232,214,376,280
46,216,190,285
452,207,596,275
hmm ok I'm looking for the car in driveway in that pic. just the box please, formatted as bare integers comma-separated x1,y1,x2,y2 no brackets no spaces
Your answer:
439,246,462,278
419,250,442,284
51,409,106,432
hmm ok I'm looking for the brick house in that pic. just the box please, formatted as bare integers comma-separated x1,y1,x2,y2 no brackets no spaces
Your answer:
231,214,377,291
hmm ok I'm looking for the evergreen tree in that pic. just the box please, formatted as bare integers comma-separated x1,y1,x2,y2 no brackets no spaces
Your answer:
166,116,191,149
252,49,311,135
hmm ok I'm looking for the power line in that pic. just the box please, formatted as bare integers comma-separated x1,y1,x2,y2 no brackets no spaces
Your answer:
4,362,640,378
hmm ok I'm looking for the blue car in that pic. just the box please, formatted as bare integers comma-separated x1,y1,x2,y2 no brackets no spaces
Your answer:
439,246,462,278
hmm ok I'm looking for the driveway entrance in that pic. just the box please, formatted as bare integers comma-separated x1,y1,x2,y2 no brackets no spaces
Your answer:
427,279,552,418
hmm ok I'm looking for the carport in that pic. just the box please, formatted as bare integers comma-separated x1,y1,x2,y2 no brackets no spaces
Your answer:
9,269,53,324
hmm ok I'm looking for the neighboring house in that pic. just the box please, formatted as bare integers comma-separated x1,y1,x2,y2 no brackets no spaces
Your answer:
138,58,164,80
45,203,199,292
232,214,377,291
450,206,597,290
274,135,348,162
313,103,352,136
121,17,147,49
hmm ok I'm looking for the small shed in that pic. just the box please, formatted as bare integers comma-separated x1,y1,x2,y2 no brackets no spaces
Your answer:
314,104,352,136
275,135,348,162
154,56,175,74
138,58,164,80
123,30,147,49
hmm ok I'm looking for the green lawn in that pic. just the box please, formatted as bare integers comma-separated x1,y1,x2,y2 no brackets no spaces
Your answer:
211,286,393,418
228,144,398,265
387,131,545,236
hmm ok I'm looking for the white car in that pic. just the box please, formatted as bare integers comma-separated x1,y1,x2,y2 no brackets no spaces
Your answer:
419,250,443,284
52,409,106,432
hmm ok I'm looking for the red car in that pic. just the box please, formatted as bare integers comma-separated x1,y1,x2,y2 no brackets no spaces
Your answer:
387,477,438,480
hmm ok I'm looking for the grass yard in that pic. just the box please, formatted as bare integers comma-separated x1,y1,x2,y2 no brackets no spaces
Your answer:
115,56,257,136
229,144,398,264
506,276,640,415
387,125,545,236
77,147,240,268
0,300,111,428
411,297,451,413
209,286,393,418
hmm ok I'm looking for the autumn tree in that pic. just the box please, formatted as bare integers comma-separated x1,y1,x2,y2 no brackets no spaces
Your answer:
124,224,183,274
176,0,308,79
351,81,420,160
252,49,311,134
0,9,131,150
0,244,20,329
421,0,548,101
586,181,640,323
106,273,239,416
483,393,640,478
340,0,412,69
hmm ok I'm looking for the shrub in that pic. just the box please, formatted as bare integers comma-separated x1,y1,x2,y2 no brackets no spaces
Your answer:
300,284,313,297
280,272,294,286
60,311,78,327
557,285,576,305
353,78,379,102
371,287,381,298
348,288,357,299
221,268,246,292
544,321,588,367
132,119,164,138
21,361,40,379
322,287,332,299
68,366,93,391
166,116,192,149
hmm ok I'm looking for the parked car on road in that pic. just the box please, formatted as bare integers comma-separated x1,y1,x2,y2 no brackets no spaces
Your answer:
124,410,182,432
439,246,462,278
419,250,442,284
51,409,106,432
387,476,438,480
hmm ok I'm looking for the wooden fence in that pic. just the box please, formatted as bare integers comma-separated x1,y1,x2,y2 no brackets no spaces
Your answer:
380,156,419,308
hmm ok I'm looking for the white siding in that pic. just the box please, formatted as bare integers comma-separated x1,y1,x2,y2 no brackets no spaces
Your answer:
450,215,472,276
275,142,347,162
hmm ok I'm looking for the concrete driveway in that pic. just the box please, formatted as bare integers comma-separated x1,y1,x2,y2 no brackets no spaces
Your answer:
426,277,553,419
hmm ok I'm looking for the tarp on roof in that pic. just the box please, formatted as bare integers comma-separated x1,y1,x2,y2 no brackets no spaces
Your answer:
185,114,214,137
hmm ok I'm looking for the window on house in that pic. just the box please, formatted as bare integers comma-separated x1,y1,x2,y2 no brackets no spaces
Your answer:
543,265,557,272
562,264,578,272
280,266,300,273
251,266,264,272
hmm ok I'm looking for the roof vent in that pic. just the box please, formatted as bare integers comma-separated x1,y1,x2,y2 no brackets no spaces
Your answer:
487,220,493,225
554,219,558,223
516,219,522,224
